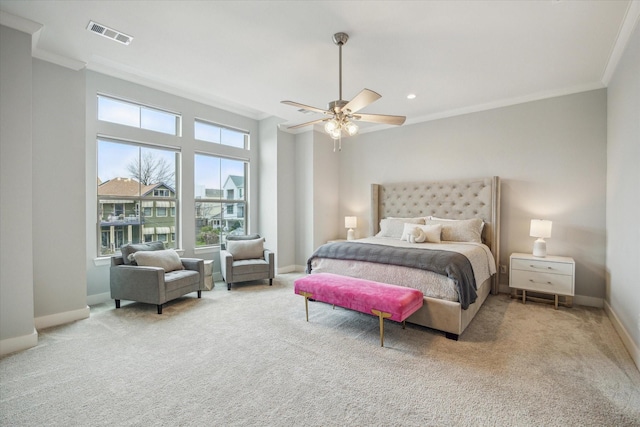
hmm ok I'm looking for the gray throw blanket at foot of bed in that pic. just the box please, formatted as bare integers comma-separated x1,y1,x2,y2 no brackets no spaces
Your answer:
307,242,478,309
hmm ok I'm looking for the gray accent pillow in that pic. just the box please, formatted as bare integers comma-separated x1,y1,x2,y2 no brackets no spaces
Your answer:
226,238,265,261
226,234,261,241
132,249,184,272
223,234,261,250
121,241,165,265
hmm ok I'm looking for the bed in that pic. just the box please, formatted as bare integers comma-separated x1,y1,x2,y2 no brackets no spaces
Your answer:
307,176,500,340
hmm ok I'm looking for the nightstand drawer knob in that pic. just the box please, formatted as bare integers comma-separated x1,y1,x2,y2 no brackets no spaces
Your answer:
529,279,552,285
530,264,552,270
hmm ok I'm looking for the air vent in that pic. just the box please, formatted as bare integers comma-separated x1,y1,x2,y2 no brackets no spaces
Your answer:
297,108,315,115
87,21,133,45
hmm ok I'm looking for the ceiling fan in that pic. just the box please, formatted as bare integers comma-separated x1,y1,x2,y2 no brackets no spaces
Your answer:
281,32,406,149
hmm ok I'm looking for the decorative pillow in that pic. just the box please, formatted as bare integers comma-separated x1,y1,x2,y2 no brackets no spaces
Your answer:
430,216,485,232
226,238,265,261
377,217,424,239
226,234,261,241
425,218,483,243
121,241,165,265
401,223,442,243
132,249,184,272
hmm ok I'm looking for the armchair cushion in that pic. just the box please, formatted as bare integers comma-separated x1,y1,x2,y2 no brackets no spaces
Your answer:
132,249,185,272
226,237,265,261
121,241,165,265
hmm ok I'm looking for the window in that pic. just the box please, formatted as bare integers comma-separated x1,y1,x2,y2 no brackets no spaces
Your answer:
194,154,247,247
194,119,248,149
98,95,181,136
97,138,179,256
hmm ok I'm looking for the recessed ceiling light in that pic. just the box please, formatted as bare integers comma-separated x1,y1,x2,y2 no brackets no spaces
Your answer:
407,94,417,100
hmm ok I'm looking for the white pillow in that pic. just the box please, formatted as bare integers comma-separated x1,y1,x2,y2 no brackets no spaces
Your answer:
227,238,265,261
425,218,483,243
401,223,442,243
376,217,424,239
132,249,184,272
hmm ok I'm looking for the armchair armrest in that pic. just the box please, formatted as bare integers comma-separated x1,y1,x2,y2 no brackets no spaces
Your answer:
180,258,205,290
109,265,166,304
220,250,234,283
264,249,275,279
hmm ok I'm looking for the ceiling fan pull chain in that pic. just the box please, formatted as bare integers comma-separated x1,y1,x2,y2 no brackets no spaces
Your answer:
333,138,337,152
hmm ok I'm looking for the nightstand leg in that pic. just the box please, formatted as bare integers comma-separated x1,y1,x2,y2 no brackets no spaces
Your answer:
554,294,558,310
522,290,526,304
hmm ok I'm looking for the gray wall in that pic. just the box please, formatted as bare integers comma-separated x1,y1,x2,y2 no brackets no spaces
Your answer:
606,23,639,361
32,59,87,320
335,90,607,304
0,25,37,352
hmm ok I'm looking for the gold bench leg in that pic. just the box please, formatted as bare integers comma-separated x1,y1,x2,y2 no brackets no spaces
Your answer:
299,291,313,322
371,309,392,347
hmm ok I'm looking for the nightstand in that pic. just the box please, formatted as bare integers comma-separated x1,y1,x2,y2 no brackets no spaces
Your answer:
509,253,575,309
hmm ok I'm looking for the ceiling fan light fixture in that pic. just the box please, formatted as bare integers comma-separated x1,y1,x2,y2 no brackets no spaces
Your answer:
329,128,342,140
345,121,359,136
324,118,339,133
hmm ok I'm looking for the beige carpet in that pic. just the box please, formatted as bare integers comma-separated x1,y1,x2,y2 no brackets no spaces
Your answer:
1,273,639,426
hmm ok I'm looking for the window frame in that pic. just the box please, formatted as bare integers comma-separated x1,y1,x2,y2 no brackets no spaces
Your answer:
97,94,182,136
96,137,181,256
194,153,249,248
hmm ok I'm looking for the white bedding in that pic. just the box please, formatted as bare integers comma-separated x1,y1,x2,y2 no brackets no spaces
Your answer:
309,237,496,303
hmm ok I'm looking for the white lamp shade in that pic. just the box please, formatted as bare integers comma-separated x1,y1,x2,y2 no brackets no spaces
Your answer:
530,219,552,238
345,216,357,229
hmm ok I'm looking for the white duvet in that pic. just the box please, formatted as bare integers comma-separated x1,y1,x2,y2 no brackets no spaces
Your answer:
309,237,496,302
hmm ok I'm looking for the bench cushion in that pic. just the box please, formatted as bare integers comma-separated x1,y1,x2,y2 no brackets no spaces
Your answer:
294,272,423,322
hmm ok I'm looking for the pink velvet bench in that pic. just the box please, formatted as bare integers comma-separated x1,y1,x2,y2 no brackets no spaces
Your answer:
294,272,424,347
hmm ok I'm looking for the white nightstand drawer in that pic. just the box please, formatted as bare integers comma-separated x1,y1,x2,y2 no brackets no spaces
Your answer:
511,270,574,296
511,258,573,276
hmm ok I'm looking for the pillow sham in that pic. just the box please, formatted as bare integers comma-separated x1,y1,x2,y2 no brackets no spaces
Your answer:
401,223,442,243
429,216,485,232
425,217,483,243
132,249,184,272
226,237,265,261
376,217,424,239
121,241,165,265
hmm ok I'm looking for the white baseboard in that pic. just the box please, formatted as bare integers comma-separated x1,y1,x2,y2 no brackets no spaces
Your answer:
0,328,38,356
498,284,603,308
276,265,300,274
87,292,111,306
604,300,640,372
34,306,90,331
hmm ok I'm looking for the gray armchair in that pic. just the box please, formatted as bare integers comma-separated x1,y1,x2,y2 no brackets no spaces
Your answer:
110,242,204,314
220,235,275,290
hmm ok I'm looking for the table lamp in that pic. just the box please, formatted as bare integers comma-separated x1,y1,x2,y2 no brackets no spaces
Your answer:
530,219,552,257
345,216,357,240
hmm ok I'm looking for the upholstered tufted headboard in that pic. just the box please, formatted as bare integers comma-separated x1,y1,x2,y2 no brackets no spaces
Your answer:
371,176,501,293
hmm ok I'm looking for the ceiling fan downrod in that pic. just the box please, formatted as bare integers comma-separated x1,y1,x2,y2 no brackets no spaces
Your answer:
333,32,349,102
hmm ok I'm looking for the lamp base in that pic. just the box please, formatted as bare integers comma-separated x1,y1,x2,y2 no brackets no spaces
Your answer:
347,228,355,240
533,238,547,257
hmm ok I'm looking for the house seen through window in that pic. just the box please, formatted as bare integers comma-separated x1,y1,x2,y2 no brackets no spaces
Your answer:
194,153,248,247
97,138,179,256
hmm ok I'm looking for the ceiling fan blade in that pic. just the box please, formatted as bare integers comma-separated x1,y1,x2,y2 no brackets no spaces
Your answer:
281,100,330,115
342,89,381,114
353,113,406,126
286,118,329,130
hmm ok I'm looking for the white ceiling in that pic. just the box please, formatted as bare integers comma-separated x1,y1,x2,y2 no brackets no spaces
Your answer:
1,1,637,133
